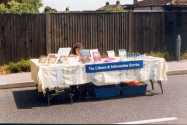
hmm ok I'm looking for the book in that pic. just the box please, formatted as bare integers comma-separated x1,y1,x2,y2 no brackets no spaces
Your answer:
57,47,71,57
107,50,115,58
46,53,58,64
90,49,101,62
80,49,91,57
80,49,91,63
56,47,71,64
118,49,127,57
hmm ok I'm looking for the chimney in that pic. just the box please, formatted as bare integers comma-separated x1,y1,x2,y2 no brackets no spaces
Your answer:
172,0,177,4
116,0,120,6
106,1,110,6
65,7,69,12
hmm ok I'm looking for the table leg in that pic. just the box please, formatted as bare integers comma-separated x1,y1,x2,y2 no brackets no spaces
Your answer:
46,91,51,106
69,92,74,103
150,80,154,90
158,80,164,94
68,87,74,103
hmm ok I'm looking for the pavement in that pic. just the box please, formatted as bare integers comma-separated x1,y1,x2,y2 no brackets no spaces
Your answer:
0,60,187,89
167,60,187,75
0,72,34,89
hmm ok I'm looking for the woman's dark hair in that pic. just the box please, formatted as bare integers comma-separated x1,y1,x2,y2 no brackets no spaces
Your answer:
71,42,83,55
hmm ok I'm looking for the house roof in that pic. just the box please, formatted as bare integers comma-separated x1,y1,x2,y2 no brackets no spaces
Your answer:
174,0,187,5
135,0,187,7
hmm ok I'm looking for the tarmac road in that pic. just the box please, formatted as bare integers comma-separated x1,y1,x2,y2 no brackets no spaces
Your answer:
0,75,187,124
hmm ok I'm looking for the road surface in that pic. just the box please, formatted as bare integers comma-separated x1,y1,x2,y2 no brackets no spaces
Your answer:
0,75,187,124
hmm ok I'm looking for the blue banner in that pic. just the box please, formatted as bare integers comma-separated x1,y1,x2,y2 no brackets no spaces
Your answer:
85,60,144,73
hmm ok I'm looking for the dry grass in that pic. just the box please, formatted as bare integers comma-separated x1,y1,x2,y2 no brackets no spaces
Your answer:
0,65,9,75
0,59,31,75
181,51,187,60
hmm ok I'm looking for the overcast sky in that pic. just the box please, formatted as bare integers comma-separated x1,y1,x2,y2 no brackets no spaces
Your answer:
42,0,134,11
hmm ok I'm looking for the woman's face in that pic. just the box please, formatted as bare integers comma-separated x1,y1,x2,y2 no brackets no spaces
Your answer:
75,48,80,56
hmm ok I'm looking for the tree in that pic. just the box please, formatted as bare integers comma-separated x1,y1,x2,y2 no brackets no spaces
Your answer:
102,5,125,12
16,0,43,13
0,3,8,13
97,1,126,12
44,6,57,13
0,0,43,14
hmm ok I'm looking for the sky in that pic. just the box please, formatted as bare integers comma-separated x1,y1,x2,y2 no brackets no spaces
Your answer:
42,0,134,11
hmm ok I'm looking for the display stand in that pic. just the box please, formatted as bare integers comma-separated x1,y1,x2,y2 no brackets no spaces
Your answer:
31,52,167,105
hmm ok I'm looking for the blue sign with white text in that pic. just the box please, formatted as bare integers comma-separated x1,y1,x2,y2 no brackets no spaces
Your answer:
85,60,144,73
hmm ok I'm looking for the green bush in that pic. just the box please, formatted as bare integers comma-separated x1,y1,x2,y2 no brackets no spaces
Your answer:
181,51,187,60
6,59,31,73
7,62,21,73
17,59,31,72
146,51,171,60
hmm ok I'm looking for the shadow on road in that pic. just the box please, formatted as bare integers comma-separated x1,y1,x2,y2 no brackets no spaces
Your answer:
13,89,48,109
12,88,150,109
12,89,74,109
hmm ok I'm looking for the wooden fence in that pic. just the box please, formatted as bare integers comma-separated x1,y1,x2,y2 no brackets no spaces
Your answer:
0,12,187,64
46,12,130,53
46,12,167,54
0,14,46,64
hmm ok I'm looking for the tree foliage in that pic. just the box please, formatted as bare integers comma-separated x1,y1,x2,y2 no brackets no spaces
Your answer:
0,3,8,13
101,5,125,12
44,6,57,13
0,0,43,14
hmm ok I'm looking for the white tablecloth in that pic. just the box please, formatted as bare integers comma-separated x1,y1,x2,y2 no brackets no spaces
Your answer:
31,56,168,93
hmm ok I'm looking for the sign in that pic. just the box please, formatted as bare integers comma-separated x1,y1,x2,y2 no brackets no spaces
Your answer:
85,60,144,73
58,47,71,56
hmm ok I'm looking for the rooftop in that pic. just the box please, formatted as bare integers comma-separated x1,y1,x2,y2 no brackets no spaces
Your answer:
135,0,187,7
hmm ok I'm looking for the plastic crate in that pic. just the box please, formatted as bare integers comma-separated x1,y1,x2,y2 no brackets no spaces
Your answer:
93,84,121,99
121,84,147,97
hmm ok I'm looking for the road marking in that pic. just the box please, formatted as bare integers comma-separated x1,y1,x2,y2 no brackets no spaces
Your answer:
115,117,177,124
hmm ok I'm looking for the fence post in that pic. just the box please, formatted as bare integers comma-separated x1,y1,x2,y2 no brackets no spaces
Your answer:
176,11,182,61
165,11,177,60
46,13,51,54
128,12,134,51
176,34,181,61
